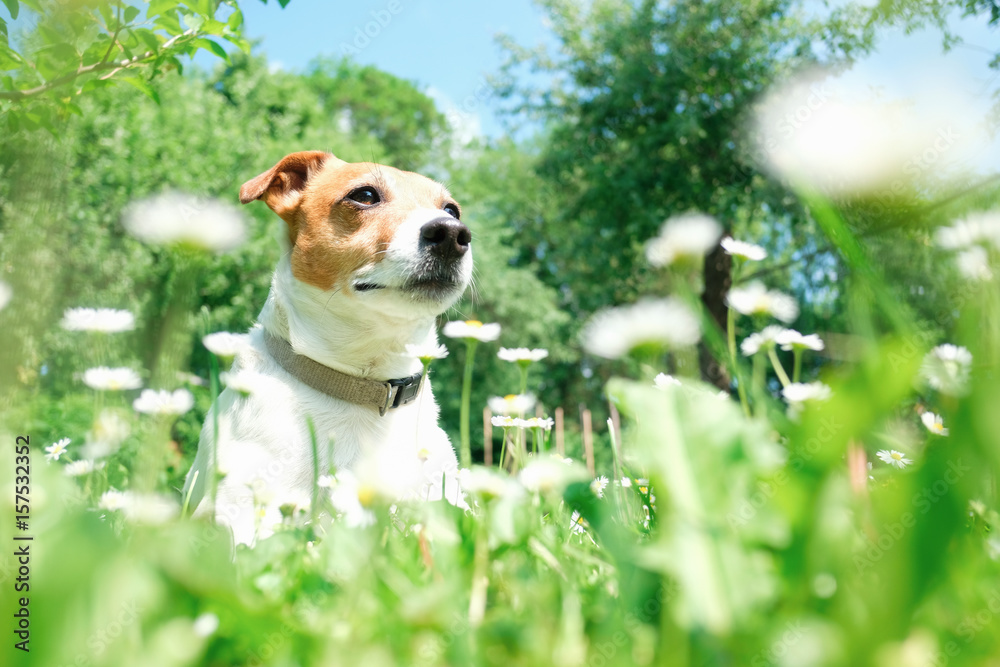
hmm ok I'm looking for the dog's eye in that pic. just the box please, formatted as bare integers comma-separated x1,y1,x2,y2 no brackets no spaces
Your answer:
347,187,381,206
443,203,460,219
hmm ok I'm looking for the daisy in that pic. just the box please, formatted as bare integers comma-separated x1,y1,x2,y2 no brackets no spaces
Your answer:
653,373,682,389
328,470,377,528
934,212,1000,250
123,192,247,253
519,456,587,494
620,477,633,488
955,246,993,281
491,415,518,428
405,342,449,362
64,459,104,476
120,493,179,524
590,476,609,499
193,613,220,638
442,320,502,342
515,417,554,431
569,510,588,534
645,213,722,267
220,370,262,397
459,467,516,500
89,410,130,452
61,307,134,333
497,347,549,364
741,325,788,356
727,282,799,323
488,393,536,416
0,281,11,312
582,298,701,359
133,388,195,416
876,449,913,469
921,411,949,436
921,344,973,396
782,382,832,404
82,367,143,391
202,332,251,359
721,237,767,261
775,329,825,352
98,489,130,511
45,437,71,462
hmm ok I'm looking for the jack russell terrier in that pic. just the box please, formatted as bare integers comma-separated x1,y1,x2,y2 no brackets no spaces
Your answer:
182,150,471,544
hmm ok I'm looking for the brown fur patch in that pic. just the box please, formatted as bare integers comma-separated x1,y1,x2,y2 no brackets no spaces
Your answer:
246,157,458,291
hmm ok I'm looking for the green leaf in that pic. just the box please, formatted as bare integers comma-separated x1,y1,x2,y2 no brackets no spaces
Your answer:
226,7,243,30
0,16,6,42
147,0,179,18
277,0,291,8
121,76,161,104
166,55,183,74
153,13,183,35
123,5,141,24
193,37,229,64
130,27,162,52
221,33,250,55
181,13,205,32
1,0,18,20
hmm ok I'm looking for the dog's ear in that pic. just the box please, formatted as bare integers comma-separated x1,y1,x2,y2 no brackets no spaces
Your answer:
239,151,337,218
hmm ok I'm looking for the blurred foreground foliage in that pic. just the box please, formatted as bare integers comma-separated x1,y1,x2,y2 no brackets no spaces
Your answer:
3,0,1000,666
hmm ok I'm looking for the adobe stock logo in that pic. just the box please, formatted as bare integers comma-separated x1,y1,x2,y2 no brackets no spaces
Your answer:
340,1,404,56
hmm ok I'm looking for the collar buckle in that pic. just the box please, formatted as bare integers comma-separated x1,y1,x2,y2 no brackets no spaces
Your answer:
380,373,424,415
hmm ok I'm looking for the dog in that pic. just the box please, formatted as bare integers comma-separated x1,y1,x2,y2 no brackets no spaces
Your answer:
182,150,471,545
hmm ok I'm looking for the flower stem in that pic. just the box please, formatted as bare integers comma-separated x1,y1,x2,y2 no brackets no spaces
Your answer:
727,307,751,417
792,349,803,384
767,347,792,388
460,339,478,468
209,352,220,522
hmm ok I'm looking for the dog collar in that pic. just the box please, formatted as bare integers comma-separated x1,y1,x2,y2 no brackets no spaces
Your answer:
263,332,423,416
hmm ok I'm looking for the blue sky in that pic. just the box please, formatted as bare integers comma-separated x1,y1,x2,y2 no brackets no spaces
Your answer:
232,0,998,168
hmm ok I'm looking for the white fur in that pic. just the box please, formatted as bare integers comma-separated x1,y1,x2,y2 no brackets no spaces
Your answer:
183,207,471,546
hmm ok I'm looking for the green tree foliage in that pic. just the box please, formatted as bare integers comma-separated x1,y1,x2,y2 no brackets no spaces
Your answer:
0,0,287,131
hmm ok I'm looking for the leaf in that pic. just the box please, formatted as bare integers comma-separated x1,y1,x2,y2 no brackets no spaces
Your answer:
130,27,162,52
147,0,179,18
121,76,161,104
1,0,18,20
222,33,250,55
193,37,229,64
226,7,243,30
123,5,141,24
277,0,291,8
181,13,204,32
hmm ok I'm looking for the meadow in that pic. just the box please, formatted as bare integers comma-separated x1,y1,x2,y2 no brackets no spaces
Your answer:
3,1,1000,666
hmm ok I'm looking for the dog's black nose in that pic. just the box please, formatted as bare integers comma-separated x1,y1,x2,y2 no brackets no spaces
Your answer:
420,218,471,259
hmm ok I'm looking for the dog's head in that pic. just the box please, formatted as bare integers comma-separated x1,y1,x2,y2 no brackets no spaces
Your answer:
241,151,472,319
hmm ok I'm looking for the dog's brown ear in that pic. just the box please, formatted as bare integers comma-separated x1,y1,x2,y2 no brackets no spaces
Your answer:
239,151,336,216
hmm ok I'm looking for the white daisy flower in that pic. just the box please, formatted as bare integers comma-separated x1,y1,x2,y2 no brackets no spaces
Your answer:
123,192,247,253
64,459,103,477
459,467,518,500
645,213,723,267
61,307,135,333
45,437,71,462
620,477,633,488
193,613,220,638
329,470,377,528
653,373,681,389
98,489,130,511
569,510,588,534
82,367,143,391
782,382,833,404
741,325,788,356
220,370,262,397
202,332,251,359
590,476,609,499
519,456,587,494
0,281,11,312
120,493,179,524
488,393,536,416
497,347,549,363
442,320,502,342
491,415,518,428
876,449,913,469
921,411,949,436
934,212,1000,250
955,246,993,281
133,388,195,416
405,342,449,362
515,417,554,431
775,329,825,352
317,474,336,489
727,282,799,323
89,410,130,450
721,237,767,261
921,344,973,396
582,298,701,359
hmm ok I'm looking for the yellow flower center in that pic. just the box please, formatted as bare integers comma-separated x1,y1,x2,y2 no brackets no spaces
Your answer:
890,452,903,461
504,394,517,401
466,320,483,328
357,485,376,508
